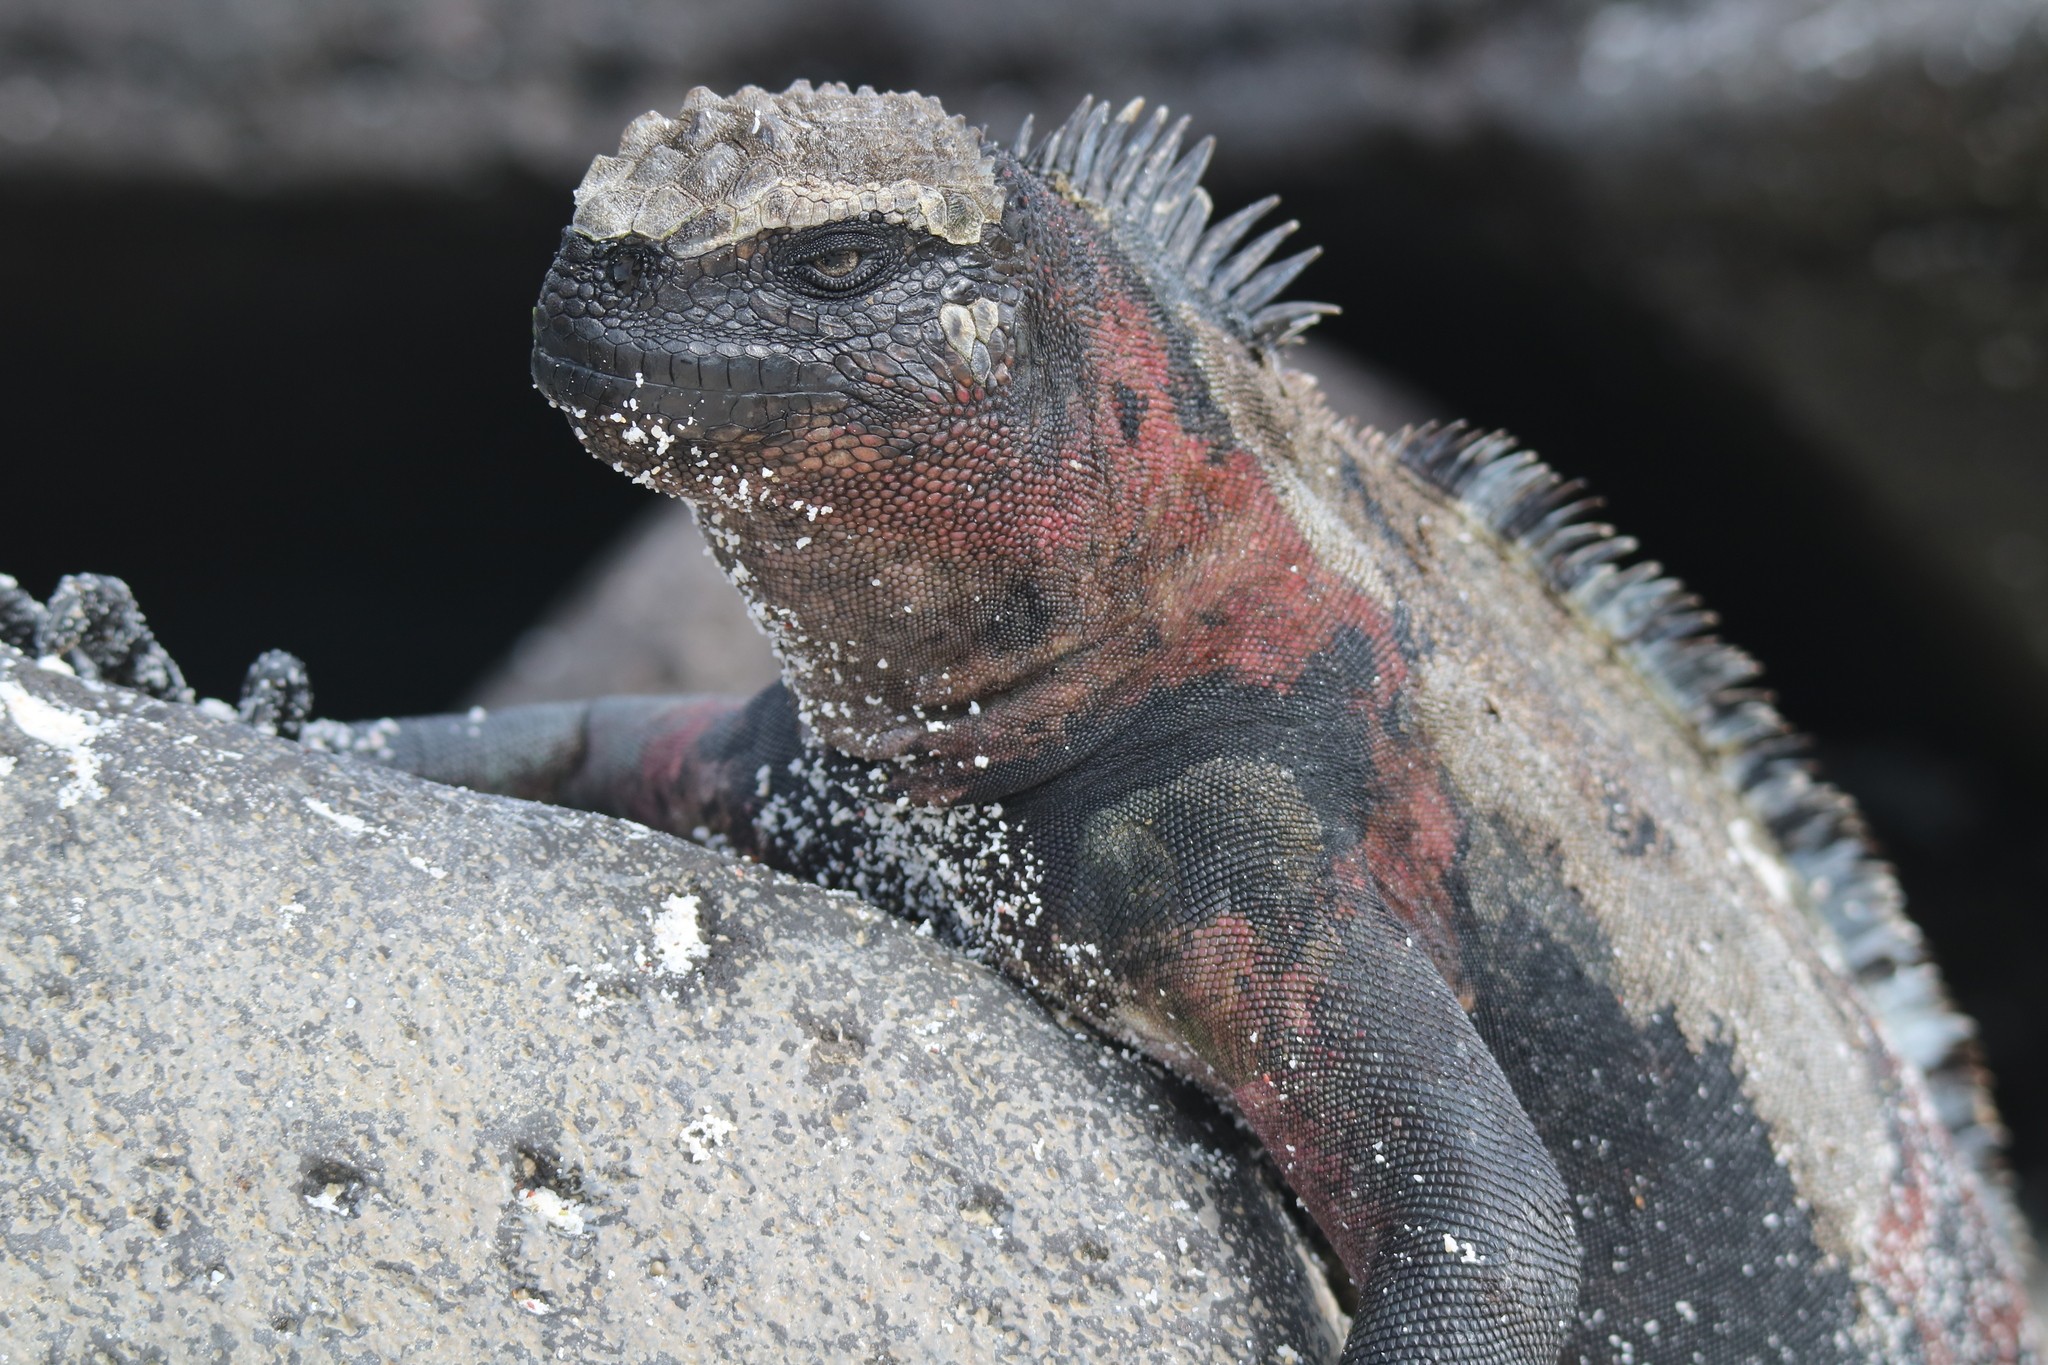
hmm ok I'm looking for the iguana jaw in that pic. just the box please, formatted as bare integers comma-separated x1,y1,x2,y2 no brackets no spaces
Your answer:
530,349,850,443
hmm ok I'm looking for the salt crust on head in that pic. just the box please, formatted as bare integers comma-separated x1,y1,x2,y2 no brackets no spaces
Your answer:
572,81,1003,251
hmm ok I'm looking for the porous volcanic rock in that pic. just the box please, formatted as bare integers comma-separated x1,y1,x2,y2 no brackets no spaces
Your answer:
0,648,1343,1362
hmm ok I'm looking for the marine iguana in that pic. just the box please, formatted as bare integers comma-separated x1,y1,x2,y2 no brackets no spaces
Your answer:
13,85,2036,1362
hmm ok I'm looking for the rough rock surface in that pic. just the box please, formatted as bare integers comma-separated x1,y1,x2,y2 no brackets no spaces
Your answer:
0,647,1343,1361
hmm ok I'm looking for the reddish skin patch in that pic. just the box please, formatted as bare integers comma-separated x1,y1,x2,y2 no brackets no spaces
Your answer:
1156,913,1419,1285
1234,1070,1384,1280
1874,1134,1945,1364
1867,1049,2035,1362
1012,291,1475,980
1170,913,1328,1067
1331,748,1466,988
628,697,749,833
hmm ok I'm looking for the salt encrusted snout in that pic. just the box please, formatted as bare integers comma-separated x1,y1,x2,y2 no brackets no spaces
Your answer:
529,225,855,446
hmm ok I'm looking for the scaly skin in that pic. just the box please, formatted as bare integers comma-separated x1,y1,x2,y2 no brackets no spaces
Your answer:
333,85,2039,1362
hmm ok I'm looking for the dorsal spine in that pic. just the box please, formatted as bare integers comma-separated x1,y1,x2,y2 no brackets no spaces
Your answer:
1015,96,1338,346
1395,422,2004,1175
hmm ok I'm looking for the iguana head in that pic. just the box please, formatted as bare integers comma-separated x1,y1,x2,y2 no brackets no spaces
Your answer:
533,82,1336,777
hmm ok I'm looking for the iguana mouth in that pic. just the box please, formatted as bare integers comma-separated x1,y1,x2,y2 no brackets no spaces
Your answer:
529,341,849,435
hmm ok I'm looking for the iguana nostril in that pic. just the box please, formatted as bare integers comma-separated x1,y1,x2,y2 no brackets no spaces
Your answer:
608,243,654,289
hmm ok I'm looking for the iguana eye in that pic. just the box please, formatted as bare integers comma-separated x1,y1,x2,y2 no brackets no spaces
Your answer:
809,248,863,279
779,226,899,297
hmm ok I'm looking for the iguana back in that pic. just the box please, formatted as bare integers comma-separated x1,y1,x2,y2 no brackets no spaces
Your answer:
1288,407,2027,1358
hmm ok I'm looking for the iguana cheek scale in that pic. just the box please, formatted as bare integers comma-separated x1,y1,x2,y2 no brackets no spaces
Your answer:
325,85,2041,1362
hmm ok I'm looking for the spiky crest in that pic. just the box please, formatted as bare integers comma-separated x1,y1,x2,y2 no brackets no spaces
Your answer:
1394,423,2005,1178
1013,96,1338,348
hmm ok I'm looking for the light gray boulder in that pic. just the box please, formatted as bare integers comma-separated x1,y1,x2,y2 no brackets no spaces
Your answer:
0,648,1344,1361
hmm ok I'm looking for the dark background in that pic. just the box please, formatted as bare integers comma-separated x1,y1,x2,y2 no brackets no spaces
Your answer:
4,0,2044,1254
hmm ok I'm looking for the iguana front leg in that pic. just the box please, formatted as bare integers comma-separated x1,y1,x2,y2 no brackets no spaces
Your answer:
1136,911,1578,1362
1052,766,1581,1363
306,692,767,839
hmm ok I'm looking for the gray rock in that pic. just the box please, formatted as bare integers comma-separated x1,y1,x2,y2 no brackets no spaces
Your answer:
0,648,1344,1361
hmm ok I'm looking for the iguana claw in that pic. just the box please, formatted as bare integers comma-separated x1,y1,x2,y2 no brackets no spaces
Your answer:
0,572,312,736
237,648,315,739
0,575,44,656
31,573,193,702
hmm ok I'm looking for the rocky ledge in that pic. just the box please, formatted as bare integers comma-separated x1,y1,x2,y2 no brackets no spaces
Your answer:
0,648,1342,1361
